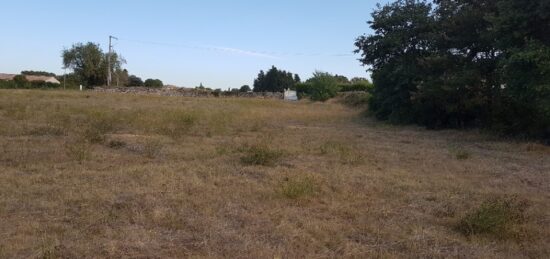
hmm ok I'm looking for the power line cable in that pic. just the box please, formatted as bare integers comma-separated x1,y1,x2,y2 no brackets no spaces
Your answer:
117,38,356,58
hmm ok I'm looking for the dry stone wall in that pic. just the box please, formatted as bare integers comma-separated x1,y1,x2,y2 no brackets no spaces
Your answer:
92,87,283,99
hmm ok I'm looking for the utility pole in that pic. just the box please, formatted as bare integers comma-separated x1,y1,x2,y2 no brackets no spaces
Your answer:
107,35,118,87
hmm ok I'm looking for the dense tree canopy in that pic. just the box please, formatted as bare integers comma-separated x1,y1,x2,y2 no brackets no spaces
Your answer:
21,71,56,77
62,42,125,87
239,85,251,92
253,66,300,92
144,78,164,88
127,75,144,87
356,0,550,140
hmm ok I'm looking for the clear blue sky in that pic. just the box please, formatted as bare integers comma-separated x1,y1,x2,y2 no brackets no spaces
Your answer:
0,0,387,88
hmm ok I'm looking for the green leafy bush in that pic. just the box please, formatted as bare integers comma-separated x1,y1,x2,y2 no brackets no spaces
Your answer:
298,71,341,102
339,82,374,92
0,78,61,89
339,92,370,107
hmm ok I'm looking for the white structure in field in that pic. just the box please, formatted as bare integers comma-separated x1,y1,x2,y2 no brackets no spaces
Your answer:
284,89,298,101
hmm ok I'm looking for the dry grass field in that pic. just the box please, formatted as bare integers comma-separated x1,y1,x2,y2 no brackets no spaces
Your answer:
0,89,549,258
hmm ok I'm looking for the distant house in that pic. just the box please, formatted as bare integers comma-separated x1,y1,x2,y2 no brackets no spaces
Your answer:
0,73,60,84
25,75,60,84
0,73,16,81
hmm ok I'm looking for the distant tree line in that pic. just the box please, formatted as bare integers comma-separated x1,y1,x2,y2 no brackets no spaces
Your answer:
251,66,373,101
253,66,301,92
0,74,60,89
62,42,163,88
21,71,56,77
355,0,550,140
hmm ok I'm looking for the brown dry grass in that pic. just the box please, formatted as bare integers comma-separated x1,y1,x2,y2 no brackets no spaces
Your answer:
0,89,549,258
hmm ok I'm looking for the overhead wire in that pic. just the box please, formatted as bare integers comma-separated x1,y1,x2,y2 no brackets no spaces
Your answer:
116,38,356,58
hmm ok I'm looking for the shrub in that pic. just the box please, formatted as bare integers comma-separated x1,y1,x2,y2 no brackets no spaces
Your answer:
82,112,116,143
0,80,17,89
339,92,370,107
240,145,283,166
339,82,374,92
0,76,60,89
212,89,222,97
455,197,528,239
279,176,317,199
306,71,341,102
294,83,311,99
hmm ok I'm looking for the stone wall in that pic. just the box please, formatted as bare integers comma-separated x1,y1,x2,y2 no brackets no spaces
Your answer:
92,87,284,99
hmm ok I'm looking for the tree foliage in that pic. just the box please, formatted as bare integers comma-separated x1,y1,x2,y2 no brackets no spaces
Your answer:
253,66,300,92
239,85,251,92
62,42,125,87
0,74,60,89
127,75,144,87
356,0,550,140
296,71,341,102
115,69,129,87
144,78,163,88
21,71,56,77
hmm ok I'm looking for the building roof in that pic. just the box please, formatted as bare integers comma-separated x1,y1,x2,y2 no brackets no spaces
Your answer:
0,73,16,80
0,73,60,84
25,75,61,84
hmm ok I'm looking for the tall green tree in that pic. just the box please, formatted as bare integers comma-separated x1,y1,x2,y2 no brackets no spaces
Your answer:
489,0,550,138
62,42,125,87
253,66,300,92
355,0,435,123
356,0,550,140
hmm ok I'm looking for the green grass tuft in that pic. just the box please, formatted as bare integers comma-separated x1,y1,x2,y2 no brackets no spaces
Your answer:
455,197,528,239
240,145,283,166
279,176,317,199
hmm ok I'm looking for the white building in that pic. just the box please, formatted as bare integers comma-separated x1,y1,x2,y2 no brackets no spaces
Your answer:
284,89,298,101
